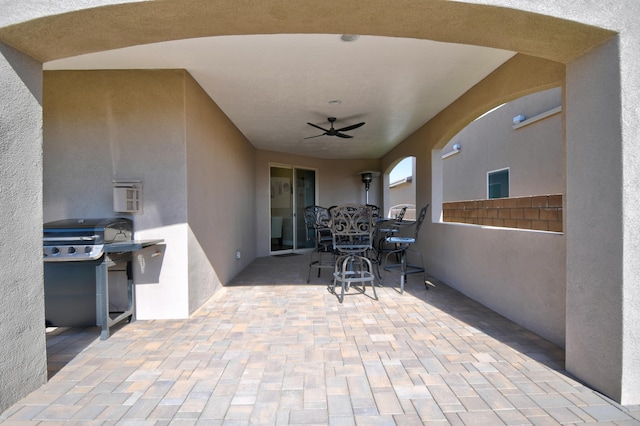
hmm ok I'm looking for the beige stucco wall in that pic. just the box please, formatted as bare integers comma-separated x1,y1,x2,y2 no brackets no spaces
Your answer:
564,37,632,404
254,150,381,257
380,54,567,347
389,184,416,221
443,87,563,201
2,0,640,411
43,69,255,320
44,69,191,318
184,73,256,312
0,41,47,413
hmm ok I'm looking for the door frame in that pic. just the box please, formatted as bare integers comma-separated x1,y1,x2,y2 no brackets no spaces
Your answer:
269,163,319,255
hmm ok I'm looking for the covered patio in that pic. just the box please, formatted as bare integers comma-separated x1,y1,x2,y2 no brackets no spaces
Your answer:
2,0,640,414
2,254,639,424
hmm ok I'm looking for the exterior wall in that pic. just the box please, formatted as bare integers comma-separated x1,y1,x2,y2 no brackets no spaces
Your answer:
0,41,47,414
384,55,568,347
43,69,190,318
384,157,417,219
565,37,635,404
443,88,563,202
388,182,416,220
431,223,566,346
390,181,413,206
254,150,380,257
184,73,256,313
44,69,256,319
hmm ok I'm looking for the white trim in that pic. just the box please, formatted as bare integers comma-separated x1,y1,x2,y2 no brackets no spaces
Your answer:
389,176,412,188
512,105,562,129
439,220,562,235
441,147,461,159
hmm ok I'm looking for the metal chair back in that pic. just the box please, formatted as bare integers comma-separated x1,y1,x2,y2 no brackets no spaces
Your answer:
412,204,429,241
330,204,374,255
304,205,331,243
366,204,381,221
396,206,408,221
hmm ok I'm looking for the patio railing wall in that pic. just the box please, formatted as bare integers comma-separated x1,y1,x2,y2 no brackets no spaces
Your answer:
442,194,563,232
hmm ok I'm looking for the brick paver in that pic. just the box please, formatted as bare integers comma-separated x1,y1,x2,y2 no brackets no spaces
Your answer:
2,254,639,424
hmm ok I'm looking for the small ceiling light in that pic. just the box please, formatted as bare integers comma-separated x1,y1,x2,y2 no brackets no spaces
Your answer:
340,34,359,42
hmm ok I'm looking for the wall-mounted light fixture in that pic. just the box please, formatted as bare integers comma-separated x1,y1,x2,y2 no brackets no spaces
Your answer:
441,143,462,159
340,34,360,42
512,106,562,130
513,114,527,124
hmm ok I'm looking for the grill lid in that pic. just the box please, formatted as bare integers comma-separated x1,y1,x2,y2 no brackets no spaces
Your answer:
43,218,133,262
43,218,132,245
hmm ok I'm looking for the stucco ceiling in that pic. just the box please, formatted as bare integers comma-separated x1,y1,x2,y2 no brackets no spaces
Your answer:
44,34,515,159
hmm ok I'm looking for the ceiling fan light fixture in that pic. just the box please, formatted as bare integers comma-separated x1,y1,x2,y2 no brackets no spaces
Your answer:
340,34,360,42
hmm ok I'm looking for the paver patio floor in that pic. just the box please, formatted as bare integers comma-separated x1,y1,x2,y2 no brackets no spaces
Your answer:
2,254,639,425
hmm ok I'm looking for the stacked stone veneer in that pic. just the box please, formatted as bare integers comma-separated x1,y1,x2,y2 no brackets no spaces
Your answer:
443,194,563,232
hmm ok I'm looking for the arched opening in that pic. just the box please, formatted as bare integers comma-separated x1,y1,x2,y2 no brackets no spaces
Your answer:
2,0,636,412
387,156,416,220
439,87,563,232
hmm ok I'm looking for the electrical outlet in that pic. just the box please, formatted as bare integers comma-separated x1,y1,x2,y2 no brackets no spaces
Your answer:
236,250,241,260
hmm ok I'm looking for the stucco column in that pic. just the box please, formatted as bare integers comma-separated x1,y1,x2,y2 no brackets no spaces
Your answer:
0,42,47,413
565,36,640,405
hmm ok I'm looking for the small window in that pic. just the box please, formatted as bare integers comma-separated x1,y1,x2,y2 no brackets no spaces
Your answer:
488,168,509,199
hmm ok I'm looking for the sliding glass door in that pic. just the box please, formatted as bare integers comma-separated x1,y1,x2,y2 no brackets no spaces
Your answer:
270,165,316,254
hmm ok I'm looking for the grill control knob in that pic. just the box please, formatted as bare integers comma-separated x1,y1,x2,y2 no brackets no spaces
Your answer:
51,247,60,255
84,246,93,255
68,247,76,254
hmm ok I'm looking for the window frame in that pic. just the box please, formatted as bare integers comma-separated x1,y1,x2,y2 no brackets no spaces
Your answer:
487,167,510,199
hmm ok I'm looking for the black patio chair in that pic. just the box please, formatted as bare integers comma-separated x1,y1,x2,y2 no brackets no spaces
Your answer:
382,204,430,294
303,205,334,283
328,204,377,303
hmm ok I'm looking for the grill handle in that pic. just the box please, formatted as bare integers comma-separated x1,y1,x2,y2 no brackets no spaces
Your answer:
43,235,98,242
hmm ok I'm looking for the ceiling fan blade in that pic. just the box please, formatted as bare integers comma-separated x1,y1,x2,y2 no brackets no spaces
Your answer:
304,134,326,139
307,122,330,132
336,122,365,132
335,132,354,138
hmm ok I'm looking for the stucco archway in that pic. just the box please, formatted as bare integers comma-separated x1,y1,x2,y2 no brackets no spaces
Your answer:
0,1,613,64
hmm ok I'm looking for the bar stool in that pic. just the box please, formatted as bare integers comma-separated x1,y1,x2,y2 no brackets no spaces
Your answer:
329,204,377,303
383,204,430,294
304,205,334,282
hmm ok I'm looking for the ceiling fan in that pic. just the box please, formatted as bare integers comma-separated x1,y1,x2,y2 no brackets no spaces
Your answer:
305,117,365,139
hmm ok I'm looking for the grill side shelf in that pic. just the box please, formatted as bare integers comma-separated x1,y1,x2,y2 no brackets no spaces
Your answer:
103,239,164,253
98,239,164,340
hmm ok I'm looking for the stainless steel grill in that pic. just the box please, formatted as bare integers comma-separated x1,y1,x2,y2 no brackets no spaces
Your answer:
43,217,162,339
43,218,133,262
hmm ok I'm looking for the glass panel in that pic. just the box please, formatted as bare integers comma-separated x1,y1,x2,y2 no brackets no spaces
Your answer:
295,168,316,250
270,166,293,252
488,169,509,199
